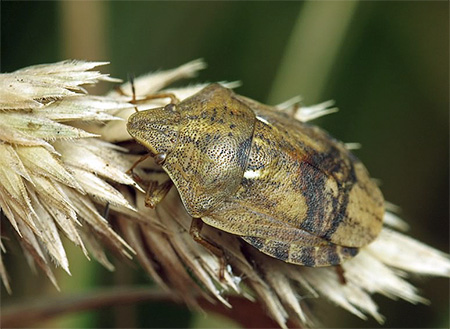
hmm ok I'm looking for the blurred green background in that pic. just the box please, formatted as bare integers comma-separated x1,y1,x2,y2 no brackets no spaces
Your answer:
2,1,448,328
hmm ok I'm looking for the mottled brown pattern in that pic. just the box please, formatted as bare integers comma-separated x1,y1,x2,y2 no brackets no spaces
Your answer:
127,84,384,267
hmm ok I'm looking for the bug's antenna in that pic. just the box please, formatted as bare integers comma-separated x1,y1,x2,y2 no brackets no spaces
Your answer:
127,73,136,103
127,73,139,112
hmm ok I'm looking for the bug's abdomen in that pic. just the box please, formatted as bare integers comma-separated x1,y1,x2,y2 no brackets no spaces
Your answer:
232,118,384,248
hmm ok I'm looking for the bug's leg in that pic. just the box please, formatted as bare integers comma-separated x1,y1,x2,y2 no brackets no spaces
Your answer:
335,264,347,285
132,93,180,105
127,74,180,106
126,152,172,208
189,217,226,280
145,179,173,208
125,153,153,191
119,75,180,111
127,154,151,174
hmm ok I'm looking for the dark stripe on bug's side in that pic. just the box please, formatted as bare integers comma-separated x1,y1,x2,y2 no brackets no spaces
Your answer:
244,236,264,249
244,237,290,262
306,143,358,183
290,246,316,267
322,192,349,241
326,244,341,266
304,144,359,241
266,240,289,262
236,137,253,170
297,162,328,236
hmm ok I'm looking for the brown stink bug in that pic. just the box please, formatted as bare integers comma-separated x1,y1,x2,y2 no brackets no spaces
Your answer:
127,84,384,269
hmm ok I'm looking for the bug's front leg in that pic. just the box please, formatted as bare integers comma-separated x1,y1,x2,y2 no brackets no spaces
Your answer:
126,153,151,176
189,217,226,280
145,179,173,209
131,93,180,106
116,74,180,106
125,153,153,190
126,155,173,208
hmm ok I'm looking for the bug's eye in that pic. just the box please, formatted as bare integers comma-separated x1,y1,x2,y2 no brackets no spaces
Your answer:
164,103,176,112
155,153,167,165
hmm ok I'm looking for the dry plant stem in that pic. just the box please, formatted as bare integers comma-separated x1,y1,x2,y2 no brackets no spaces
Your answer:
198,297,302,329
1,286,175,328
1,286,292,329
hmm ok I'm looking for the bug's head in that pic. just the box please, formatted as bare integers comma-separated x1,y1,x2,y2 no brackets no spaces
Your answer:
127,104,181,156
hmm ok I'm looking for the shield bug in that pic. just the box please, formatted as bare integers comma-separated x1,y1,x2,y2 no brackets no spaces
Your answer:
127,84,384,268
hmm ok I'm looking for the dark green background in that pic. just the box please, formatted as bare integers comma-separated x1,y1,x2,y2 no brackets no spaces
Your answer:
2,1,449,328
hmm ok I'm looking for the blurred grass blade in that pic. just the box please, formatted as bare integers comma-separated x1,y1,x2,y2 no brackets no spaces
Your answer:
268,1,359,104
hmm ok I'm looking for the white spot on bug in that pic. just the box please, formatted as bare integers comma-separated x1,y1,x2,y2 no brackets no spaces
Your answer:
244,169,261,179
256,115,270,125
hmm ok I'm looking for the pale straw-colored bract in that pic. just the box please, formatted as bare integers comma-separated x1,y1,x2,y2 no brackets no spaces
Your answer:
0,60,448,328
